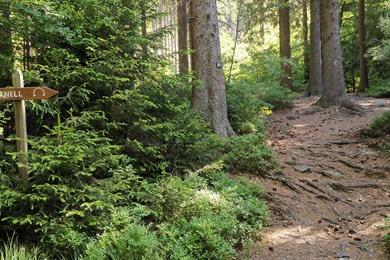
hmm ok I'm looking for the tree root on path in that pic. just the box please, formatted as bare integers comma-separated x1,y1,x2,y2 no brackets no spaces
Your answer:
264,174,302,194
264,174,356,207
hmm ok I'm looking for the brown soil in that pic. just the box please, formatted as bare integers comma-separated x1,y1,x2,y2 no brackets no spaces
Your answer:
249,96,390,260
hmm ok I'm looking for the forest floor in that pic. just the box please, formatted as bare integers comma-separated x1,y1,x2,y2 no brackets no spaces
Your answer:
248,95,390,260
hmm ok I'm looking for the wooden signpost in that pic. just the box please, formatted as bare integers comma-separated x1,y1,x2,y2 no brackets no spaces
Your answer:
1,70,58,188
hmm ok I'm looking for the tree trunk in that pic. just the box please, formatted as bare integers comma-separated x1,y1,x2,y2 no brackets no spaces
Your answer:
228,2,243,84
279,0,293,89
358,0,368,92
177,0,189,74
309,0,323,96
319,0,346,106
190,0,235,137
141,9,148,57
302,0,310,83
0,0,13,86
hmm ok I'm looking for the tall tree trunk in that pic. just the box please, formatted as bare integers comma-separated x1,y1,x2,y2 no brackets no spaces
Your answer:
279,0,293,89
302,0,310,83
190,0,235,137
320,0,347,106
141,9,148,57
177,0,189,74
358,0,368,92
0,0,13,86
309,0,323,96
228,1,243,84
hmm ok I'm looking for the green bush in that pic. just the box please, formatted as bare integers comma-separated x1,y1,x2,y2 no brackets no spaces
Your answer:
0,113,133,256
226,48,295,134
223,134,276,174
366,80,390,98
228,81,294,132
80,166,268,260
369,15,390,79
153,169,268,260
83,223,160,260
186,133,276,175
384,218,390,255
368,112,390,137
106,76,212,175
365,112,390,156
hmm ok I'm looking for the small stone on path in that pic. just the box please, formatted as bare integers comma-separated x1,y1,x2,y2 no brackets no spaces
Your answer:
294,165,311,173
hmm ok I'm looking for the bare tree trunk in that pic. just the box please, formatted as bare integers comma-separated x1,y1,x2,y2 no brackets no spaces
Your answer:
177,0,189,74
358,0,368,92
279,0,293,89
319,0,347,106
141,8,148,57
190,0,235,137
303,0,309,83
0,0,13,86
227,1,243,84
309,0,323,96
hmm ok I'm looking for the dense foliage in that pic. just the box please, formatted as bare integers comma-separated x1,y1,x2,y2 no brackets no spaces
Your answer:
0,0,274,258
366,112,390,156
384,218,390,255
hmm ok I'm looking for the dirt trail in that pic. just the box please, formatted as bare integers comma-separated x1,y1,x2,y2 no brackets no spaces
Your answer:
249,96,390,260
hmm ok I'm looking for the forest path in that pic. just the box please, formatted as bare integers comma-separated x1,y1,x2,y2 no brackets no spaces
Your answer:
249,95,390,260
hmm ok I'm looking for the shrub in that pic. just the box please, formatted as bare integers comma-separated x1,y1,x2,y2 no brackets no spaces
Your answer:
154,169,268,260
83,223,160,260
384,218,390,255
82,166,269,260
158,213,237,260
226,48,295,134
364,112,390,156
0,113,133,256
368,112,390,137
228,81,294,132
186,133,276,175
366,80,390,98
223,134,276,174
369,16,390,79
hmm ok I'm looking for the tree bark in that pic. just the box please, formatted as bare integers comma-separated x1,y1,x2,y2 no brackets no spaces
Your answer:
358,0,368,92
319,0,347,106
309,0,323,96
141,9,148,57
177,0,189,74
279,0,293,89
227,1,243,84
302,0,310,83
190,0,235,137
0,0,13,86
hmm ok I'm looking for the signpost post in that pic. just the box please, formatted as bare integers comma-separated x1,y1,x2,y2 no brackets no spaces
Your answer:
1,69,58,188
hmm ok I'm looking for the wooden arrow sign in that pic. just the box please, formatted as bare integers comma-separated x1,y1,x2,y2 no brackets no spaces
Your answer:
1,70,60,190
0,86,58,101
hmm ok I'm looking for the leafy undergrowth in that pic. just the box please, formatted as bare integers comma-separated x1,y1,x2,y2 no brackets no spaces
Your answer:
366,81,390,98
0,237,45,260
0,112,272,259
384,218,390,256
365,112,390,156
366,113,390,256
82,167,268,260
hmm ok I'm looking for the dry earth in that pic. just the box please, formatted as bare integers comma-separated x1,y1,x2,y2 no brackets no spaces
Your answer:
249,95,390,260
